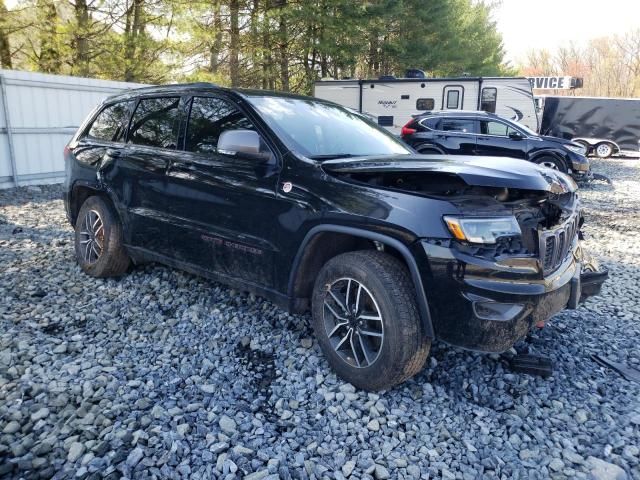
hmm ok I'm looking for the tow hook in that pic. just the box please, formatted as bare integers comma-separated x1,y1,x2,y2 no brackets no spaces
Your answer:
568,265,581,309
574,245,609,302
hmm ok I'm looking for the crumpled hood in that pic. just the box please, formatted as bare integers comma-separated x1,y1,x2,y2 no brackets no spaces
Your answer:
322,154,577,193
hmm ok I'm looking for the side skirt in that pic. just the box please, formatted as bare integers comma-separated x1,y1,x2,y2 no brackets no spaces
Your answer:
125,245,291,311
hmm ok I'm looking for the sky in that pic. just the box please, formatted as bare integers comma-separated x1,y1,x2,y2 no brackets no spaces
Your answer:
493,0,640,65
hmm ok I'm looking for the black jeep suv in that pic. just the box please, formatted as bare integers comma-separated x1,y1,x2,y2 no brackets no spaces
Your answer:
64,84,607,391
401,111,591,178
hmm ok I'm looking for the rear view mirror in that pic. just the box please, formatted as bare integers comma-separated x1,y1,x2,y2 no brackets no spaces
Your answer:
217,129,271,161
509,130,524,140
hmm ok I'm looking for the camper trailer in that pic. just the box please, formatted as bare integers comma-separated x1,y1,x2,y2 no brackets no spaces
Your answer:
314,75,538,135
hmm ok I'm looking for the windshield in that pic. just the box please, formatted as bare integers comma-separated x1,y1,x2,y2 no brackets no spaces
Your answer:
247,96,412,158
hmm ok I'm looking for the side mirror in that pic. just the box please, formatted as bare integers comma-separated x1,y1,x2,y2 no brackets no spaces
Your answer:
217,129,271,161
509,130,524,140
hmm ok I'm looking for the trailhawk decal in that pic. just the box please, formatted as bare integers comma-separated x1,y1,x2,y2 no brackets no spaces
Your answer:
201,234,263,255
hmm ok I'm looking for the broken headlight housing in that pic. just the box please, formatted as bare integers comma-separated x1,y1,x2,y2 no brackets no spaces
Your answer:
443,216,521,244
564,143,587,155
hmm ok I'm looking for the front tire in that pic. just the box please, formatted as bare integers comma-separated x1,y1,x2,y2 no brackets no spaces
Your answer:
533,155,567,173
74,195,130,277
311,250,430,391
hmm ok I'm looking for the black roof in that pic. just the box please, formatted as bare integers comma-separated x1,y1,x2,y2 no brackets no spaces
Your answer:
103,82,318,104
414,110,500,119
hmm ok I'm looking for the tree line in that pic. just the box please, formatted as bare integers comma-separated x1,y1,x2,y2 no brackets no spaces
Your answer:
519,30,640,98
0,0,511,93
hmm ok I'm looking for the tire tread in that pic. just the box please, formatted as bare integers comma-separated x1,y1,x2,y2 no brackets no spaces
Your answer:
312,250,431,391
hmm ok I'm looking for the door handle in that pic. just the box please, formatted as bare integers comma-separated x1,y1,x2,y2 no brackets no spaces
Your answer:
105,148,122,158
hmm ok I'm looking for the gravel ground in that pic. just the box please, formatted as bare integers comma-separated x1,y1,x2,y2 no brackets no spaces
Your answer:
1,158,639,480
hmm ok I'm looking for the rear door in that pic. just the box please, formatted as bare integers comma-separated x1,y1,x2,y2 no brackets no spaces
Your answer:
115,96,185,253
432,117,477,155
475,118,527,159
163,94,283,288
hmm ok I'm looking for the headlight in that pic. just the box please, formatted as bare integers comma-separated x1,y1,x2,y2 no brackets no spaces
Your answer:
443,216,521,244
565,143,586,155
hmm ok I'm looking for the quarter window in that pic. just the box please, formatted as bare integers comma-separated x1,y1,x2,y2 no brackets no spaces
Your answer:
421,117,440,130
446,90,460,109
416,98,435,110
86,101,132,142
440,118,475,133
185,97,255,153
481,88,497,113
128,97,180,149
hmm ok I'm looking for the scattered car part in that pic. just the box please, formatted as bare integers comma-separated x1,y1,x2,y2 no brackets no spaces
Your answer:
509,354,553,378
592,355,640,384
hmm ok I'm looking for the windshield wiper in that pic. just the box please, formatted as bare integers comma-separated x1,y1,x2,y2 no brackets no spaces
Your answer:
307,153,357,160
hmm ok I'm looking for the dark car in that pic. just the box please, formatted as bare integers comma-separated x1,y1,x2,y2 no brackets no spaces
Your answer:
401,111,591,178
63,84,607,391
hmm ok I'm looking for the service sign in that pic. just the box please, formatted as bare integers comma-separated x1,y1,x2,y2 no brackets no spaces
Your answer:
527,76,574,90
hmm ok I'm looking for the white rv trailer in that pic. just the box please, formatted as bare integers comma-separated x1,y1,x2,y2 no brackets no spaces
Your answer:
314,76,538,135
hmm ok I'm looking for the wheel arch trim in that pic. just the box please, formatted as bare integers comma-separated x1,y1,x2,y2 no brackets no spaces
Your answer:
288,224,435,338
415,143,445,154
69,180,122,226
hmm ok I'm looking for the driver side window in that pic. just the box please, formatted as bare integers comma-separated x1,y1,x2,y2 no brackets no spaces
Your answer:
185,96,255,154
481,120,510,137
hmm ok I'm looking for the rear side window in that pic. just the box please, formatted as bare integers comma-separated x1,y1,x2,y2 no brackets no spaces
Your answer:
420,117,440,130
128,97,180,149
481,88,497,113
440,118,475,133
446,90,460,109
86,101,132,142
416,98,435,110
185,96,254,153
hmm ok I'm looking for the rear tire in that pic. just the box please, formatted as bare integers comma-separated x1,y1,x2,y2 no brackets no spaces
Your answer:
311,250,430,391
74,196,130,277
416,145,443,155
595,142,613,159
533,155,567,173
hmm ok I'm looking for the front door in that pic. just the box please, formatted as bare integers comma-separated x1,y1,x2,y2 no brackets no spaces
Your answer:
475,119,527,159
163,95,283,289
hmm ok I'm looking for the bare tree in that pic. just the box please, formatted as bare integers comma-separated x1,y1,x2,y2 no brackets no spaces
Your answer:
0,0,12,68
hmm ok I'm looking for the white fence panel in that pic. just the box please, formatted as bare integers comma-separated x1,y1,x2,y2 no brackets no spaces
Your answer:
0,70,146,189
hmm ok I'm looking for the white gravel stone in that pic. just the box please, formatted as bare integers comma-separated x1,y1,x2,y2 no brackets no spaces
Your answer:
586,456,628,480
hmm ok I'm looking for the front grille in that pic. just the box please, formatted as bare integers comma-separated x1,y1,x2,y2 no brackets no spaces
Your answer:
539,215,579,273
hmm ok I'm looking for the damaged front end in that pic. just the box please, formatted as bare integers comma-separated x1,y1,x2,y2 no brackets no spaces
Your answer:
426,183,608,351
323,155,609,352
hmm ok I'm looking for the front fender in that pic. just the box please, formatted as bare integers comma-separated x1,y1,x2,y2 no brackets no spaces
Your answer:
288,224,436,339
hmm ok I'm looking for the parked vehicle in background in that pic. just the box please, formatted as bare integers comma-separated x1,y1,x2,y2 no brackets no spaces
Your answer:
538,95,640,158
314,72,539,134
64,84,606,391
401,110,590,178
